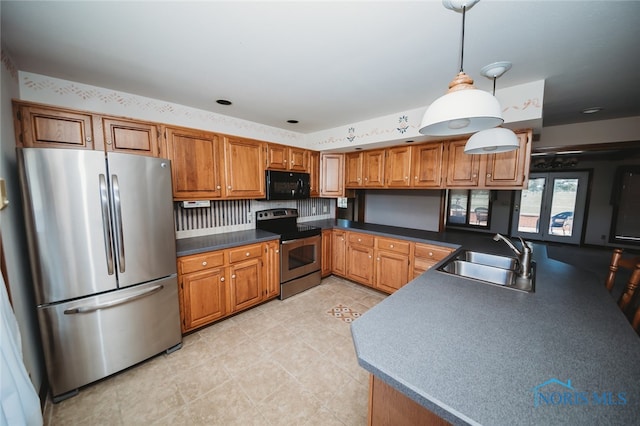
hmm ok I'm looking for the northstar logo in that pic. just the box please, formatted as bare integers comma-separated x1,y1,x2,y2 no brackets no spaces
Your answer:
531,378,627,408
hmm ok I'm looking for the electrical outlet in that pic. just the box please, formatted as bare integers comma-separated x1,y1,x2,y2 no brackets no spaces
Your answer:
323,205,328,213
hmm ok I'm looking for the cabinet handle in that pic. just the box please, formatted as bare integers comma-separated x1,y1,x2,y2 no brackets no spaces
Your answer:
368,255,372,259
405,176,408,180
390,244,394,248
414,176,418,180
429,252,433,257
202,261,207,266
276,249,279,253
232,274,236,279
228,186,232,190
216,185,221,190
358,238,361,242
86,136,92,143
486,173,491,178
106,139,112,145
220,277,225,282
246,252,250,257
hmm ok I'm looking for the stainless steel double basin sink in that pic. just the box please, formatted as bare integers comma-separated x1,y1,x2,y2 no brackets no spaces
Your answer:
437,250,535,292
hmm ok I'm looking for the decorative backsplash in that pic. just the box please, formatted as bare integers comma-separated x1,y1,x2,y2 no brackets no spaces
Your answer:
174,198,334,239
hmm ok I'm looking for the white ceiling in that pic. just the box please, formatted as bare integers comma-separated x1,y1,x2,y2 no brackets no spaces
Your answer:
2,1,639,134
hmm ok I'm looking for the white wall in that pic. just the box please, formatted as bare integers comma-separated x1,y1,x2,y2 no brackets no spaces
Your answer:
0,53,44,392
363,190,442,231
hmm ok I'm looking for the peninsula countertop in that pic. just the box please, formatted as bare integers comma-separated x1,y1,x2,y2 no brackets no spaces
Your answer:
344,227,640,425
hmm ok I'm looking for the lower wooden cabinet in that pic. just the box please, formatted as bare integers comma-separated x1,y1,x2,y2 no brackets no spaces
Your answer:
374,237,412,293
332,230,347,277
321,229,332,277
346,232,375,286
413,243,455,278
369,375,450,426
177,241,278,333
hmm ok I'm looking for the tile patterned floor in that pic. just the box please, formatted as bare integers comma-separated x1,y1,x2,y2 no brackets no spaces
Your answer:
43,276,386,425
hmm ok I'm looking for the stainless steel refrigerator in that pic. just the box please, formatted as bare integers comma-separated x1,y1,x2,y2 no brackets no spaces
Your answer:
17,147,182,402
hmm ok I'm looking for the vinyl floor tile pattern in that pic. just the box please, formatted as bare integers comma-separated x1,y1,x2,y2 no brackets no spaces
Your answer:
43,276,387,425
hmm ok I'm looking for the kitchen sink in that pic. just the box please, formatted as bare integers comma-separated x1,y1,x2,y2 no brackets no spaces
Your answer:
437,250,535,292
456,250,518,271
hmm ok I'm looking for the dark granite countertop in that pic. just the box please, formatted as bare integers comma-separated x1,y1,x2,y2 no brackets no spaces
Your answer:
175,229,279,257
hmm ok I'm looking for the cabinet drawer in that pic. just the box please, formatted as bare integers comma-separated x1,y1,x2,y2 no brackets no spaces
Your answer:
414,244,453,261
376,237,410,254
348,232,374,247
228,244,263,263
413,259,438,273
179,251,225,274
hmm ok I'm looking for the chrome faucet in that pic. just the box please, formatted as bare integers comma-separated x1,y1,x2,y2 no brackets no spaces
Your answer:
493,234,532,279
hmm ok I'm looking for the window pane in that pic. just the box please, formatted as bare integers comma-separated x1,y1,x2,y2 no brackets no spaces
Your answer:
548,178,578,236
448,190,468,224
517,177,545,233
470,190,490,225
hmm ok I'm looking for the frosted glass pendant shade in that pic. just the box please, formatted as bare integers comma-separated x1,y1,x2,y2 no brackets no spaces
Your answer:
464,127,519,154
419,88,504,136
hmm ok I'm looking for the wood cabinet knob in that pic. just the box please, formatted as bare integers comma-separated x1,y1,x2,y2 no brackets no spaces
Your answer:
276,249,279,253
390,244,394,248
429,252,433,257
202,261,207,266
358,238,361,242
216,185,221,189
486,173,491,178
246,252,250,256
86,137,92,143
231,274,236,279
106,139,112,145
220,277,225,282
228,186,232,189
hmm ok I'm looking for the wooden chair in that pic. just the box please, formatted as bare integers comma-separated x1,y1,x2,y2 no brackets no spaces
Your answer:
605,248,640,329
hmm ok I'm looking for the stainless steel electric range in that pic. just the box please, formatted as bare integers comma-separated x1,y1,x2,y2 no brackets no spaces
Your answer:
255,208,322,299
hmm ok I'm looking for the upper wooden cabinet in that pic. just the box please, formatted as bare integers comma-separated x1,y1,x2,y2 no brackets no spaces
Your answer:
481,130,532,188
444,129,532,189
411,142,446,188
165,126,222,200
99,117,161,157
266,143,309,172
363,149,385,187
345,152,363,188
445,138,481,187
385,146,412,188
13,102,95,150
222,136,265,199
320,153,346,197
309,150,320,197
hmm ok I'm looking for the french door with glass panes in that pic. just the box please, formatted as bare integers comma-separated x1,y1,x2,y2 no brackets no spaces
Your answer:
510,171,589,244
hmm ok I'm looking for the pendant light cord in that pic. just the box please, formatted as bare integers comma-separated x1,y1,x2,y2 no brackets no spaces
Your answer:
459,5,466,73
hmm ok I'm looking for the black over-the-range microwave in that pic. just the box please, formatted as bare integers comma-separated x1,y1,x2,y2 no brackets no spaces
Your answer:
265,170,311,200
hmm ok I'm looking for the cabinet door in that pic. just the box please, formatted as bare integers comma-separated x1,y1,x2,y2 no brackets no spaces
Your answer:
331,230,347,276
320,153,345,197
347,244,375,286
445,139,480,187
266,144,288,170
309,151,320,197
363,149,386,187
345,152,363,188
375,250,410,294
15,104,94,150
321,229,332,277
165,127,222,200
385,146,412,187
264,241,280,299
180,268,227,333
101,117,160,157
482,131,531,188
289,147,309,172
229,258,263,312
223,136,266,199
412,142,445,188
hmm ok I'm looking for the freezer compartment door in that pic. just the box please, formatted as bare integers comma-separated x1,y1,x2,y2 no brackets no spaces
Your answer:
18,148,117,305
107,153,177,287
37,276,182,398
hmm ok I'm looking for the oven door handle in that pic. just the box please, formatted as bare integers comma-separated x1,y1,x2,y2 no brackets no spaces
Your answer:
281,235,320,247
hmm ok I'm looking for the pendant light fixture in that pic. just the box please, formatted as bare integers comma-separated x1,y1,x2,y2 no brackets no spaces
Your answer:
419,0,503,136
464,61,520,154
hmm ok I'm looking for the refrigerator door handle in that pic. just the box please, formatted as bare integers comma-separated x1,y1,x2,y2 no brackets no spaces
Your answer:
111,174,126,273
99,174,115,275
63,284,164,314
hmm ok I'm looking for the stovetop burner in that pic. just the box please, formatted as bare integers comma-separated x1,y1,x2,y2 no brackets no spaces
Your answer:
255,208,321,241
